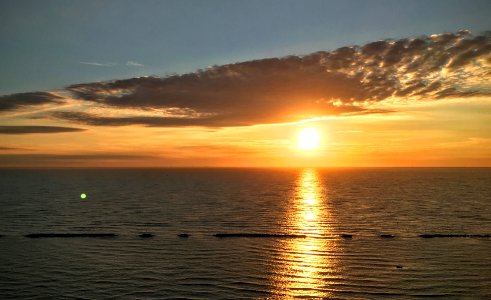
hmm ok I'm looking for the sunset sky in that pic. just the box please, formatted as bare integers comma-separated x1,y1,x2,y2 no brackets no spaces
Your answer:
1,0,490,167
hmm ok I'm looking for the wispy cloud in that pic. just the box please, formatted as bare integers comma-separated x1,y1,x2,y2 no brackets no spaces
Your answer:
126,61,144,67
80,61,118,67
0,153,154,167
79,61,144,67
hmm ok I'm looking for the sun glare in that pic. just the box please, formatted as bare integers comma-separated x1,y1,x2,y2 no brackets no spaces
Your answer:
298,128,320,150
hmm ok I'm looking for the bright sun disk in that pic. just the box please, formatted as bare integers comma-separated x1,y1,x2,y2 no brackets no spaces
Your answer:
298,128,320,150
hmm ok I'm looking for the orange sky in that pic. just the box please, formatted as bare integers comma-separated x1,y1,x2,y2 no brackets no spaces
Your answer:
1,32,490,168
2,96,490,168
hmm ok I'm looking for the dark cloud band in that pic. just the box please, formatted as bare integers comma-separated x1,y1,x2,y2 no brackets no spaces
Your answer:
0,153,153,166
0,92,62,112
0,126,85,134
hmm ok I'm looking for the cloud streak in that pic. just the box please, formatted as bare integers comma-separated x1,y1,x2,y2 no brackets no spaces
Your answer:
80,61,144,67
0,153,154,167
0,146,29,150
0,126,86,134
126,61,144,67
80,61,117,67
0,92,62,112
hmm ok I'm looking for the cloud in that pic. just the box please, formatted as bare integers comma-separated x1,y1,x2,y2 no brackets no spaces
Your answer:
0,146,30,150
80,61,117,67
0,126,86,134
53,111,246,127
5,31,491,128
0,92,62,112
0,153,150,160
126,61,144,67
79,61,144,67
60,31,490,127
52,106,371,127
0,153,154,166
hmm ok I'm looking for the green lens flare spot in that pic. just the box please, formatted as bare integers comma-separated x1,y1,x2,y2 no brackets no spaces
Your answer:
80,193,87,199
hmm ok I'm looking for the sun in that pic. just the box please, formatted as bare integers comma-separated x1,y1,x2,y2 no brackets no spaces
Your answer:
298,128,321,150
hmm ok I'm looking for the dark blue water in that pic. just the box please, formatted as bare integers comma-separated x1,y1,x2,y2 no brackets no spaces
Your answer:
1,168,490,299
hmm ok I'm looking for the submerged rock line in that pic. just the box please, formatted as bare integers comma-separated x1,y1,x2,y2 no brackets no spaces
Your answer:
419,234,491,238
213,233,307,238
25,233,117,238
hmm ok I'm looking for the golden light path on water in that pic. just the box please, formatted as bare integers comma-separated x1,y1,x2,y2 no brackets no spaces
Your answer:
273,168,337,298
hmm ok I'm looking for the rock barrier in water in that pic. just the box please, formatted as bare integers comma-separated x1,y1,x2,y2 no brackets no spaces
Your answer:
213,233,307,238
419,234,491,238
138,233,153,238
25,233,117,238
14,232,491,239
380,234,395,238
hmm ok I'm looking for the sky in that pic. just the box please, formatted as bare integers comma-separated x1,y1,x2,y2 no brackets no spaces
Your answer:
1,0,490,167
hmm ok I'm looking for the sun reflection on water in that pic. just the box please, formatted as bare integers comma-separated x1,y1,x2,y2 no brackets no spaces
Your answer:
273,168,335,298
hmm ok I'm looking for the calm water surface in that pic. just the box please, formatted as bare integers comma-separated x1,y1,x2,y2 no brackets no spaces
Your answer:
1,168,490,299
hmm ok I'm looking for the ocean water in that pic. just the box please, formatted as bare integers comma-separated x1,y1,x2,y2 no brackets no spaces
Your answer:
0,168,490,299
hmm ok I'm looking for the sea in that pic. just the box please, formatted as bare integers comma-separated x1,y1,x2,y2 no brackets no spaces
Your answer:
0,168,490,299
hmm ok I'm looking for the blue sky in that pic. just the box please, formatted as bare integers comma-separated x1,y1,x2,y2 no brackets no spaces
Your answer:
1,0,490,95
